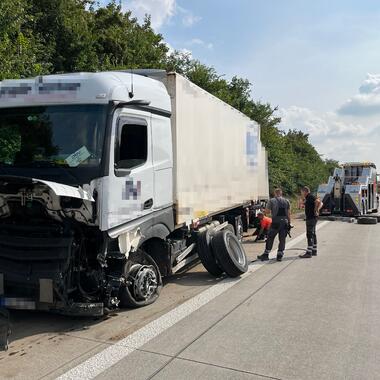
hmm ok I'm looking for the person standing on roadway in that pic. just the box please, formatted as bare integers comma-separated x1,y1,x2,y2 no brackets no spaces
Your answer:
299,186,323,259
257,188,291,262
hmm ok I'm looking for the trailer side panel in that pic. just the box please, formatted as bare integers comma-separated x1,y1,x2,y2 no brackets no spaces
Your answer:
165,73,266,225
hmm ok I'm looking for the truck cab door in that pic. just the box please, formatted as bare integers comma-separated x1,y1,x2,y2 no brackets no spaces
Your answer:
100,112,154,230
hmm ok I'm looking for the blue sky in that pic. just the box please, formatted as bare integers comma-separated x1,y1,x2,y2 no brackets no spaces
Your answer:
101,0,380,165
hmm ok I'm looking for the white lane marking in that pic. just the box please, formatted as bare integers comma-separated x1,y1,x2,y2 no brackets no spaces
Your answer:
57,221,329,380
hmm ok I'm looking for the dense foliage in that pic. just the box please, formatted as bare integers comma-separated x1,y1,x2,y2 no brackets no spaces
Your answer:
0,0,337,195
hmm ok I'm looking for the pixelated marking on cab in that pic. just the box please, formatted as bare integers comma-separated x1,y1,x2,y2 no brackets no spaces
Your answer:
0,84,32,98
37,81,81,94
0,78,81,99
122,180,141,200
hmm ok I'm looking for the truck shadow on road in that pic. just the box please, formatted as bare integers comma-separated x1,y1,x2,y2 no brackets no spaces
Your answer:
166,269,223,287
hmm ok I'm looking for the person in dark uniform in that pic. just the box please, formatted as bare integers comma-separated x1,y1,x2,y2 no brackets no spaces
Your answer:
299,186,323,258
257,188,291,262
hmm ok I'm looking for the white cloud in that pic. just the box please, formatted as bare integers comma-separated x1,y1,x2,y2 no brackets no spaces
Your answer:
123,0,200,30
164,41,175,55
179,48,193,57
177,5,202,27
278,75,380,167
338,73,380,116
279,107,380,165
188,38,213,49
125,0,176,29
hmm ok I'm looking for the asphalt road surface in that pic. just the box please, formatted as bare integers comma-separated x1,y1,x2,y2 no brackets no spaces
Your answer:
1,218,380,380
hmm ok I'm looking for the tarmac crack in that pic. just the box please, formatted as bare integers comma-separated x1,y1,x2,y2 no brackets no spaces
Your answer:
133,346,284,380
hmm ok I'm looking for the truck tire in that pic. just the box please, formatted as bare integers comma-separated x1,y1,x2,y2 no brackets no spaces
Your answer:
197,229,224,277
211,230,248,277
119,249,162,308
224,223,235,234
357,216,378,225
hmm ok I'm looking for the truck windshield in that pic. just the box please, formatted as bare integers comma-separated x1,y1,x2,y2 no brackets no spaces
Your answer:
0,104,108,185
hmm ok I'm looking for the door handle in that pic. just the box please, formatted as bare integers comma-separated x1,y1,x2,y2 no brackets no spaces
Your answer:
143,198,153,209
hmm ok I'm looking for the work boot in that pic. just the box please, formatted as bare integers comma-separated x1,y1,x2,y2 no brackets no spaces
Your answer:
257,253,269,261
299,252,312,259
276,251,284,262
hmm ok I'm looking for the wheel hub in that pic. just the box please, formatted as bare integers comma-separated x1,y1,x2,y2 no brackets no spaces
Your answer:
130,265,158,301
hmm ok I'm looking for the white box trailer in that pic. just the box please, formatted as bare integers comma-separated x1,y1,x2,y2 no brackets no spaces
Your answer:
164,73,266,225
0,70,268,316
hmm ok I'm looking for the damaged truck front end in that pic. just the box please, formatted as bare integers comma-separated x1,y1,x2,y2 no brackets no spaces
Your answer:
0,176,117,316
0,102,129,316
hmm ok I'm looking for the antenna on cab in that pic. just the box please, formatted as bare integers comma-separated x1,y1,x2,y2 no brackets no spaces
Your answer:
129,69,134,99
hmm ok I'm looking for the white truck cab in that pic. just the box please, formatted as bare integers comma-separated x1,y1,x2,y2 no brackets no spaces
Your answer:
0,71,268,315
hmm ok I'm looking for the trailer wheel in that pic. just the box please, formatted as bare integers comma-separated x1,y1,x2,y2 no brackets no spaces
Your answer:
211,230,248,277
357,216,378,225
119,249,162,308
197,229,224,277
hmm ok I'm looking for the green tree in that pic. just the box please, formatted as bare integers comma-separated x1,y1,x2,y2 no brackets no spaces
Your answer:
0,0,49,79
28,0,97,72
92,3,168,70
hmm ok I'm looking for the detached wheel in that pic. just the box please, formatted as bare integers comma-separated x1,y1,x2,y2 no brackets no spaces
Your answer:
119,249,162,308
211,230,248,277
197,229,224,277
224,223,235,234
357,217,378,225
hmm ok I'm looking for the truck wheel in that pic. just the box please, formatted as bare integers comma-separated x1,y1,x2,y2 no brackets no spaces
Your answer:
357,217,378,225
197,229,224,277
119,249,162,308
224,224,235,234
211,230,248,277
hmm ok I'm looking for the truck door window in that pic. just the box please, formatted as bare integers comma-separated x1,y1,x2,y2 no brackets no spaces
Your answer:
116,123,147,169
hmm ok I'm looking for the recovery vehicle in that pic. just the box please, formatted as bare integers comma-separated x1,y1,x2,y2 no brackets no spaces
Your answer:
318,162,378,217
